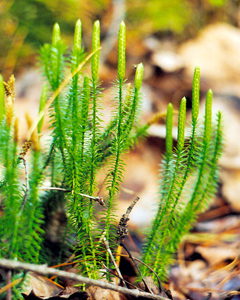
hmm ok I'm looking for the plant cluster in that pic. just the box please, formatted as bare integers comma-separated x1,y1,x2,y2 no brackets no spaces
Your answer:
0,19,223,298
0,19,144,281
141,68,223,280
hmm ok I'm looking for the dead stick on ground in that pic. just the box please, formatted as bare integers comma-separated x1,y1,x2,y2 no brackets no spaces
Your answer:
120,241,153,294
100,262,142,291
0,259,170,300
103,236,127,288
6,270,11,300
117,197,152,294
119,254,164,295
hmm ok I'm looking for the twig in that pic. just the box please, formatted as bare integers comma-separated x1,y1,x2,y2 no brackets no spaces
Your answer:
121,241,153,294
0,277,22,295
120,253,164,295
38,187,105,206
103,236,127,288
117,197,152,293
0,259,170,300
6,270,11,300
101,262,143,291
117,197,140,241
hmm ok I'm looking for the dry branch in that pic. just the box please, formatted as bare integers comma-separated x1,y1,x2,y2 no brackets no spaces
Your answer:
0,259,170,300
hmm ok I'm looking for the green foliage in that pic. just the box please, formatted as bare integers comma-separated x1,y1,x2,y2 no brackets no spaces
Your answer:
127,0,228,37
0,20,223,298
128,0,192,34
0,19,144,288
141,67,223,280
0,107,44,293
208,0,226,6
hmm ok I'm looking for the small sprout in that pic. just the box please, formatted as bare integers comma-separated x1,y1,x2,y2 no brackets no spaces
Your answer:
72,19,82,71
118,21,126,82
166,103,173,158
73,19,82,52
52,23,61,47
177,97,186,152
91,20,100,82
134,63,144,92
192,66,200,123
204,89,213,146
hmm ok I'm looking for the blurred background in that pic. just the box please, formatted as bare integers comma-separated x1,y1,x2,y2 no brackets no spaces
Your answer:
2,1,240,297
0,0,237,78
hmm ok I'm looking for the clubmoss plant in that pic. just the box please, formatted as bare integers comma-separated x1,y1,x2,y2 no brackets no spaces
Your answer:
141,68,223,280
0,20,223,298
0,20,144,281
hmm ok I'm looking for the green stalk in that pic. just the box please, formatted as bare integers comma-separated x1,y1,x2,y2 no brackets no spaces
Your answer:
70,21,82,192
191,90,212,203
194,111,223,212
50,24,67,166
89,20,100,193
142,68,200,276
86,20,101,278
159,90,213,275
79,76,90,165
166,103,173,160
25,150,44,263
142,103,174,274
106,21,126,270
153,98,186,272
74,76,91,277
121,63,143,142
10,135,21,260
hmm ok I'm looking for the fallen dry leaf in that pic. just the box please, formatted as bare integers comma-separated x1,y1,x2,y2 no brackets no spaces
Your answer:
195,246,238,267
22,272,64,298
23,290,89,299
86,284,127,300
